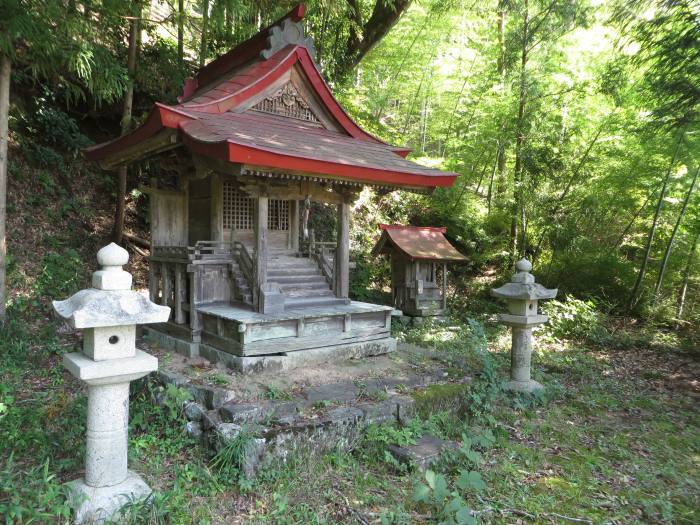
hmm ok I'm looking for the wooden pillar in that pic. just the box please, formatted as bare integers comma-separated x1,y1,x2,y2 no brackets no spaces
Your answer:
334,198,350,299
189,268,202,342
161,262,171,306
174,264,185,324
254,194,268,311
148,261,158,303
210,173,223,242
442,262,448,311
289,199,300,252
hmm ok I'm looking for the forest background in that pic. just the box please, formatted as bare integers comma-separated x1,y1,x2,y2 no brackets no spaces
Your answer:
1,0,698,329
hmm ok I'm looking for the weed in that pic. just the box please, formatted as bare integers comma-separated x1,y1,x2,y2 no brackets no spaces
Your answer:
263,385,293,401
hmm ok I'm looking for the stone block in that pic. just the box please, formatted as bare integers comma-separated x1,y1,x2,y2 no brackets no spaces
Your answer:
220,402,270,424
387,434,458,470
185,421,203,439
357,400,398,425
504,379,543,393
201,409,222,430
183,401,205,422
91,269,132,291
305,382,358,404
83,325,136,361
66,470,151,525
212,422,243,451
156,369,189,388
63,350,157,385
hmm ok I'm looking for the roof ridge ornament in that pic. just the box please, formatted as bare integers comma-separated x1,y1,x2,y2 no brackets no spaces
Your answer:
262,18,316,60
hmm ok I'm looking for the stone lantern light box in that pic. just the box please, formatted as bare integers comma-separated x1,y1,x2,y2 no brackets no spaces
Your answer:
53,243,170,524
491,258,557,393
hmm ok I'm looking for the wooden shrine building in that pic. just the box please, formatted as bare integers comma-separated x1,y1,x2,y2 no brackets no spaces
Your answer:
85,4,457,370
372,225,466,317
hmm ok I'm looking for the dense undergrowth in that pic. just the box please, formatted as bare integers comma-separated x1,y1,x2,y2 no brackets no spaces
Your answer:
2,299,698,524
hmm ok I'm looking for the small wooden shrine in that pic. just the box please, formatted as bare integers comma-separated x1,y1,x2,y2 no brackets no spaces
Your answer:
85,4,457,369
372,225,466,317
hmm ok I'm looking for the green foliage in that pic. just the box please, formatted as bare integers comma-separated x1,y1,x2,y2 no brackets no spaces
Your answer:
412,469,478,525
263,384,293,401
541,297,604,342
210,430,257,488
35,249,83,299
0,456,72,523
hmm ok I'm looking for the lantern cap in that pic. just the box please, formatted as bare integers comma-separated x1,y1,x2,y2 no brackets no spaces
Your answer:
490,258,558,301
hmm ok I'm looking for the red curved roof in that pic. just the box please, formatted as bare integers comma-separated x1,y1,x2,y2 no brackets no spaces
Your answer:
373,224,467,262
85,5,457,190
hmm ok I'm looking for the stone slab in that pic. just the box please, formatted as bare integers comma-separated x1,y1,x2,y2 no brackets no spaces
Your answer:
387,434,458,470
64,350,158,385
66,470,151,525
504,379,543,393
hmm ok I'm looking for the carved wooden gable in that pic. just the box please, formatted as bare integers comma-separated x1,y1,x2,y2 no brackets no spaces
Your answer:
250,82,321,125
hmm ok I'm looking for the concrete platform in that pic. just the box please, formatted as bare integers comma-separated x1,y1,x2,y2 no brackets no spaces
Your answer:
145,300,395,372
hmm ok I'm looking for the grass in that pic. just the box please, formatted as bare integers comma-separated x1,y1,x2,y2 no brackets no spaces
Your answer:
1,311,698,524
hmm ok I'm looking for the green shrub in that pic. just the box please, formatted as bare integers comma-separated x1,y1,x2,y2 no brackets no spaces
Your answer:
35,249,85,299
541,297,605,342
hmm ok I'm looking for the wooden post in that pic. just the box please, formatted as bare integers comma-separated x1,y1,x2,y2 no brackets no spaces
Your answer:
289,199,300,252
174,264,185,324
189,268,202,342
442,262,448,311
210,172,223,242
254,194,268,311
335,198,350,299
148,261,158,303
161,263,172,312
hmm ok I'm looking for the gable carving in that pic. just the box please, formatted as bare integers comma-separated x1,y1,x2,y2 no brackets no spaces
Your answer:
251,82,321,124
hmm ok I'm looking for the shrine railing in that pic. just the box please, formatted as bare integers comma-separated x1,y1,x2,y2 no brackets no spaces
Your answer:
232,241,255,297
151,241,233,263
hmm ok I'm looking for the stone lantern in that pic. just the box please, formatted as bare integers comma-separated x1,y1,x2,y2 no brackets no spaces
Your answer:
53,243,170,524
490,258,557,393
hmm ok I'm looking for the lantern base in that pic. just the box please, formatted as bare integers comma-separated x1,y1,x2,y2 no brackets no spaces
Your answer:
504,379,543,393
66,470,151,524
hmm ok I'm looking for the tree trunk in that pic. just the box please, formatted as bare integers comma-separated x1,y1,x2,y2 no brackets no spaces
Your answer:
177,0,184,64
677,231,699,320
511,0,529,258
495,6,507,199
334,0,411,79
225,0,233,43
613,188,655,250
199,0,210,67
0,55,10,325
653,164,700,302
629,131,684,310
112,4,141,244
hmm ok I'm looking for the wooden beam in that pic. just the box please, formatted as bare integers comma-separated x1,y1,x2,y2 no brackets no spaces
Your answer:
99,130,179,170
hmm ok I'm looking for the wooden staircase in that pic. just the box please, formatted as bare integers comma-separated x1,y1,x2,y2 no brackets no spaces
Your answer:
267,251,345,308
231,247,345,310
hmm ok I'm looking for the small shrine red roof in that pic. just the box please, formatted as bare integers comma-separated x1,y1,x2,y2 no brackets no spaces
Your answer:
84,4,457,191
372,224,467,262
